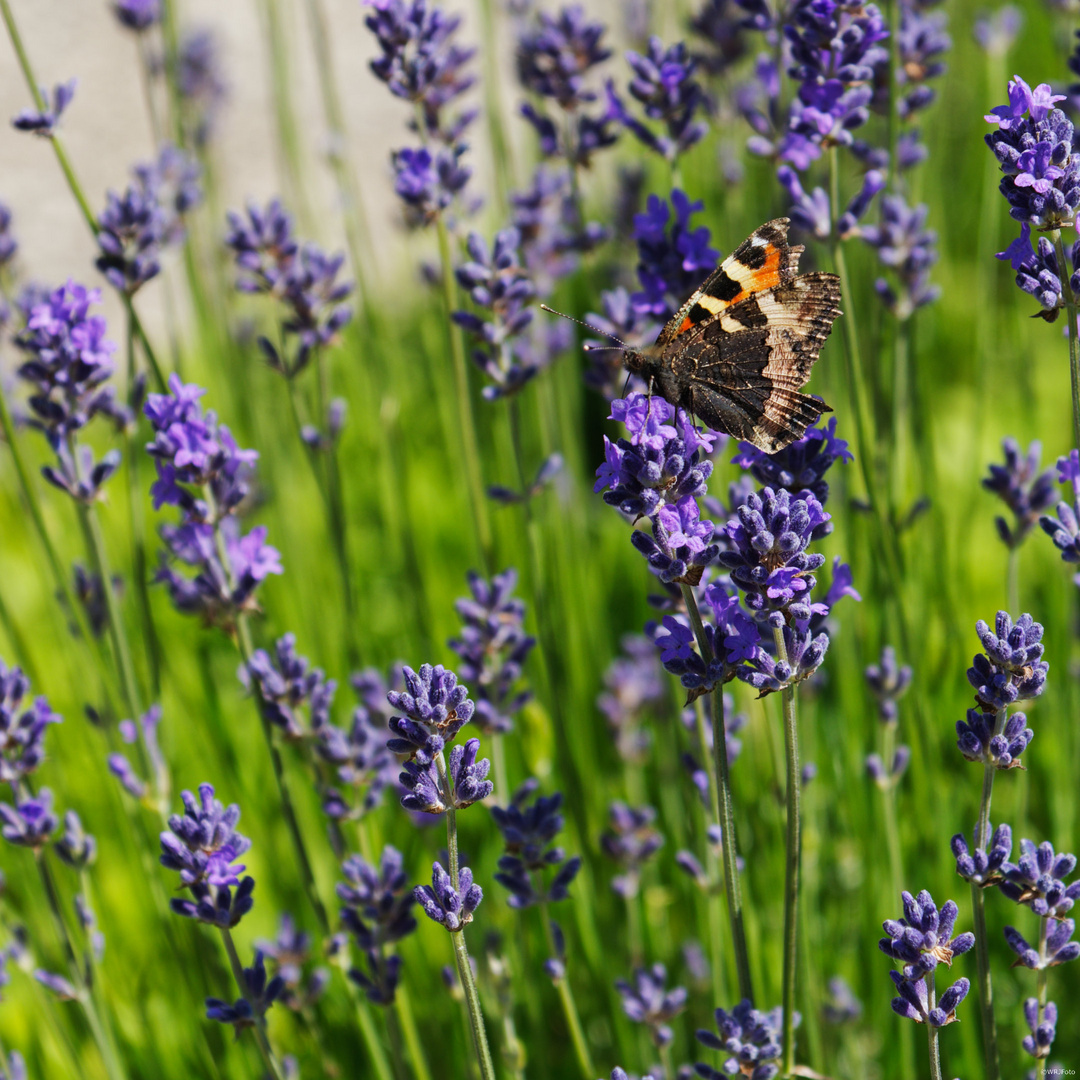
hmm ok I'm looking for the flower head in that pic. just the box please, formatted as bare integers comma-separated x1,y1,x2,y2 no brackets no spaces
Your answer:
1000,838,1080,919
113,0,161,30
386,663,475,757
391,145,471,227
11,80,76,136
0,662,61,784
984,438,1057,548
597,635,664,762
516,5,610,109
985,76,1080,228
415,861,483,931
966,611,1047,711
879,889,975,980
615,963,687,1047
601,803,664,899
1004,921,1078,970
174,29,227,147
0,789,58,849
952,823,1012,886
695,998,793,1080
1022,997,1058,1059
865,645,912,723
491,781,581,908
241,633,335,741
159,783,255,927
889,970,970,1026
861,195,941,319
205,950,284,1030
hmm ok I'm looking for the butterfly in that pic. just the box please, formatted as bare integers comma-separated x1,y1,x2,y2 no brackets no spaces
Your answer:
611,218,842,453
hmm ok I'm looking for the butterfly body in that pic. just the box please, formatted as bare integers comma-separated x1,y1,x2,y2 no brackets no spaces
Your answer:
625,217,842,453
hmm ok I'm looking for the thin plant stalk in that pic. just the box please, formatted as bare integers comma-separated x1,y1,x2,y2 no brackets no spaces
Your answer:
538,899,595,1079
1007,548,1020,621
925,971,943,1080
679,582,754,1004
1051,230,1080,453
772,626,800,1078
234,614,331,936
970,706,1004,1080
34,850,128,1080
434,750,497,1080
1035,915,1049,1080
394,985,433,1080
220,928,287,1080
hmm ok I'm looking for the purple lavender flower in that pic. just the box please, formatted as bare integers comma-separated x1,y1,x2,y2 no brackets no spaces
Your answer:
653,583,760,697
34,970,78,1000
1004,921,1078,969
386,663,475,757
415,861,483,931
399,736,492,814
606,37,707,161
391,145,472,228
689,0,749,75
174,29,227,147
338,846,417,948
879,889,975,980
777,165,883,242
113,0,161,30
0,1050,26,1080
364,0,477,141
1022,997,1058,1058
601,803,664,899
11,80,76,136
955,707,1033,768
241,633,335,741
889,970,970,1026
984,437,1057,548
205,950,284,1031
866,743,910,789
966,611,1047,712
861,195,941,319
14,281,126,502
615,963,687,1047
225,200,353,376
597,634,664,762
1040,450,1080,564
1000,839,1080,919
448,569,535,735
997,222,1080,317
822,976,862,1023
516,5,610,109
739,621,829,695
952,822,1012,886
719,487,829,617
511,166,607,296
491,781,581,908
0,662,62,784
865,645,912,723
144,376,282,622
973,7,1022,56
0,203,18,269
0,790,58,849
894,6,950,119
159,783,255,927
452,229,543,399
731,417,851,509
986,76,1080,229
631,190,718,321
695,998,792,1080
256,913,329,1011
54,810,96,869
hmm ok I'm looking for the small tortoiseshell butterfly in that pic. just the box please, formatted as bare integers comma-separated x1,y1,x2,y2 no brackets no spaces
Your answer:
552,218,842,453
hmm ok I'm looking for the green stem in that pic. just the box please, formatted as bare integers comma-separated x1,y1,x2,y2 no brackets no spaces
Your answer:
970,708,1004,1080
772,627,800,1077
0,382,102,658
1036,916,1049,1080
435,751,497,1080
1051,229,1080,453
220,929,286,1080
235,615,331,935
394,986,433,1080
78,500,143,721
435,214,493,573
539,901,595,1079
1007,548,1020,620
679,583,754,1004
327,947,395,1080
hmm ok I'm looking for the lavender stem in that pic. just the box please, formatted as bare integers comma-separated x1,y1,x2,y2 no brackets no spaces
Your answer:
1051,229,1080,453
926,971,943,1080
220,929,286,1080
436,750,496,1080
539,898,595,1079
680,583,754,1004
772,626,801,1077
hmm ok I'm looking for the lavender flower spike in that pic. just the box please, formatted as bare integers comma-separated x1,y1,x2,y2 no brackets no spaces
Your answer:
999,838,1080,918
1022,997,1058,1059
695,998,793,1080
983,438,1056,549
415,861,483,931
879,889,975,980
966,611,1047,712
614,963,687,1046
205,949,284,1031
11,80,76,136
889,970,970,1026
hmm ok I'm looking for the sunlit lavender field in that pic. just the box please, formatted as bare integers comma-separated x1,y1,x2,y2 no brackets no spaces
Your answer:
0,0,1078,1077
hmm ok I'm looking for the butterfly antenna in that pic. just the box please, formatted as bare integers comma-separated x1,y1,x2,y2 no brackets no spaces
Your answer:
539,304,630,351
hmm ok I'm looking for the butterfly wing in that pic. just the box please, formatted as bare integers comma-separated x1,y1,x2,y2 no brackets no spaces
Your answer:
655,217,804,351
666,272,843,452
